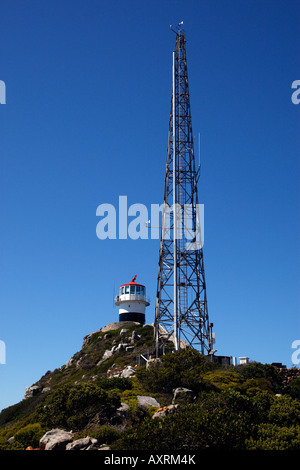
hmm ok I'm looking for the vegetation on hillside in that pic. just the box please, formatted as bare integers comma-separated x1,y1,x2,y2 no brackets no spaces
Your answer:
0,323,299,450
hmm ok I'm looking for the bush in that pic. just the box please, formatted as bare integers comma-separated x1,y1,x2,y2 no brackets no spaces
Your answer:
35,382,121,430
268,395,300,427
246,423,300,450
241,378,273,396
0,426,23,450
113,400,254,451
96,377,132,391
90,425,121,444
285,377,300,399
77,425,121,445
202,370,242,391
250,391,275,423
114,388,300,450
136,349,217,395
235,362,282,392
0,437,23,450
14,423,45,449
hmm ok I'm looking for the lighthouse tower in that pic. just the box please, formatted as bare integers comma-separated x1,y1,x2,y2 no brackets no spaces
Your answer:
115,276,150,324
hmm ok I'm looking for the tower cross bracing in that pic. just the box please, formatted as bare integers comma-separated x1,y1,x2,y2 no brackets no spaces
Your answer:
154,26,214,357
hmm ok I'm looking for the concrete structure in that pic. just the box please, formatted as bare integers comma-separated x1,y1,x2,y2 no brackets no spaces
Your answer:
115,276,150,324
239,357,250,365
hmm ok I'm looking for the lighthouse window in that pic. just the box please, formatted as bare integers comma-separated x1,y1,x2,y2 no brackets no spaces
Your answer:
121,287,125,295
130,285,135,294
141,286,145,295
125,286,130,294
136,286,141,294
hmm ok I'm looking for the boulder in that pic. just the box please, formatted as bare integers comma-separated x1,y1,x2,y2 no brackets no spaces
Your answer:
116,402,130,420
97,348,114,365
66,436,98,450
101,321,139,333
142,324,154,330
121,366,136,378
152,404,179,419
102,349,113,360
172,387,194,405
82,334,92,348
98,444,112,450
65,356,75,368
137,396,160,408
120,328,129,335
39,429,73,451
131,330,140,343
24,385,40,399
117,343,130,352
117,402,129,413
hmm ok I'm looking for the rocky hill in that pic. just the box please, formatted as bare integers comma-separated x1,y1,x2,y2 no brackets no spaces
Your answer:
0,321,299,451
0,321,166,449
24,321,155,398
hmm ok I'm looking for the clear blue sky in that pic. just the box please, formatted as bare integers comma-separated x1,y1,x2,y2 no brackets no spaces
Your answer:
0,0,299,411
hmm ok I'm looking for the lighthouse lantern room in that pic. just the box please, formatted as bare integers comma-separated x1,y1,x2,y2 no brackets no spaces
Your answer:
115,276,150,324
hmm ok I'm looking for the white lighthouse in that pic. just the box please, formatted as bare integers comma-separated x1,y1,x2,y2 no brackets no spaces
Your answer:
115,275,150,324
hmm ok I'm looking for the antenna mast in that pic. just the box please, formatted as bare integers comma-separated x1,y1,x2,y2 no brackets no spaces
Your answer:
154,25,214,357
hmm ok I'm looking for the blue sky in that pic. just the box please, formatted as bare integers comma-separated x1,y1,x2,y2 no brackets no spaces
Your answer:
0,0,299,411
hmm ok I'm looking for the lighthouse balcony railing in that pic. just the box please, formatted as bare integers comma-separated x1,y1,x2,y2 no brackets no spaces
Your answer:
117,294,150,303
122,294,137,302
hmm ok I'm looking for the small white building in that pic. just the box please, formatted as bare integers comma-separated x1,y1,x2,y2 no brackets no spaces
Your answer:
239,357,250,365
115,276,150,324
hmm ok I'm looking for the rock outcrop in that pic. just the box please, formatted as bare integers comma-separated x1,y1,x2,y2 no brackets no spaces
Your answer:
152,404,180,419
24,385,41,399
137,396,160,408
172,387,194,404
38,429,109,450
66,436,98,450
39,429,73,450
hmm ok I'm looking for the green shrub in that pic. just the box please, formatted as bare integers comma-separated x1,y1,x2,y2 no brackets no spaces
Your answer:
202,370,242,391
285,377,300,399
268,395,300,427
246,423,300,450
136,349,217,395
241,378,273,396
235,362,282,392
96,377,132,391
113,401,253,451
250,391,275,423
120,389,139,408
14,423,45,449
0,437,23,450
85,425,121,444
35,382,120,430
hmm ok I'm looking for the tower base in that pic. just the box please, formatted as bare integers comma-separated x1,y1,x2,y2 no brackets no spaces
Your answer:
119,312,145,324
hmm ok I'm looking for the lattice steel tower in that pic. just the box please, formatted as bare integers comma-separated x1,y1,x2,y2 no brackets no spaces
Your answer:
154,25,215,357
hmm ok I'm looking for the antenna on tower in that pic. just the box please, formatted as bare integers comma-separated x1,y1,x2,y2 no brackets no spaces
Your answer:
112,280,116,309
198,132,201,169
170,21,184,35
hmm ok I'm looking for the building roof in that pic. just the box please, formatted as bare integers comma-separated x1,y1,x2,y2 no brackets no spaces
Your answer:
120,275,144,287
